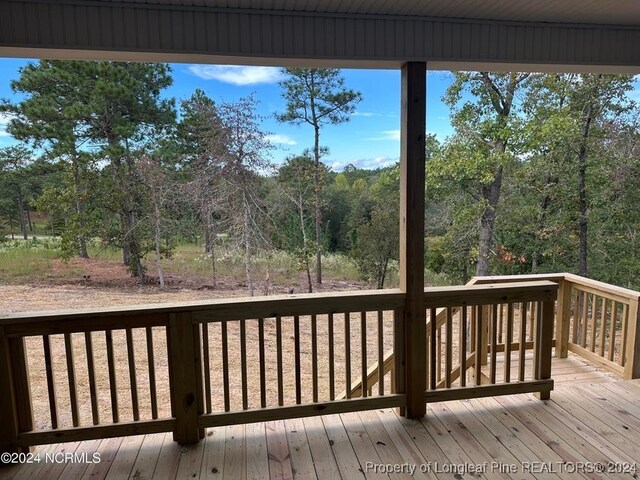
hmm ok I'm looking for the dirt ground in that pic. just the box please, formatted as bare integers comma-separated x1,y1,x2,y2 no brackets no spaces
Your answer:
1,254,366,314
0,259,384,432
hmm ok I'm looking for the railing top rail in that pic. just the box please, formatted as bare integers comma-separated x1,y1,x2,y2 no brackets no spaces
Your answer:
424,280,558,308
563,273,640,302
0,288,405,327
469,273,566,285
470,273,640,302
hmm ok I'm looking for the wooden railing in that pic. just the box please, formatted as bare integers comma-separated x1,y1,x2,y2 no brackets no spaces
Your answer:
1,282,557,454
348,281,558,401
471,273,640,379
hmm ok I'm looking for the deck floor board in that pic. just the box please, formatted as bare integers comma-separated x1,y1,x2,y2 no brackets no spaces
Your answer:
4,356,639,479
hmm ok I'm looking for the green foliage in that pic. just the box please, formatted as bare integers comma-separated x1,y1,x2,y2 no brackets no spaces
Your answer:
277,69,362,127
347,167,400,288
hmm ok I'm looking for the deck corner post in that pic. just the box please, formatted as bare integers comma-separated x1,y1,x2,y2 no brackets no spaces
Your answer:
0,327,31,457
168,312,203,444
555,278,572,358
399,61,427,418
623,297,640,379
534,299,555,400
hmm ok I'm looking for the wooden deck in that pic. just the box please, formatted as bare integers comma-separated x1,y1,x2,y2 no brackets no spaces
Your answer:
4,355,640,480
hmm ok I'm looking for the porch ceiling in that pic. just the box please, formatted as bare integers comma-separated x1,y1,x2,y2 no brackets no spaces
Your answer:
101,0,640,26
1,0,639,71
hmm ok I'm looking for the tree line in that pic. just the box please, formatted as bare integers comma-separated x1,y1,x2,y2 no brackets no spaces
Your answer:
1,62,639,291
427,72,640,289
0,61,395,293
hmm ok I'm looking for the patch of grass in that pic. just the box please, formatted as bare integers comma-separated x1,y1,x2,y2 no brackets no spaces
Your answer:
0,238,365,287
151,245,362,286
0,238,63,283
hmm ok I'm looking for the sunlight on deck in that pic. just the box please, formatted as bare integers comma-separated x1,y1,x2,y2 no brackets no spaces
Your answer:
5,355,639,480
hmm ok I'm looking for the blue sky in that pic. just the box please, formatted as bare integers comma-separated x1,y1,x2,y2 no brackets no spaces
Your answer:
0,58,455,171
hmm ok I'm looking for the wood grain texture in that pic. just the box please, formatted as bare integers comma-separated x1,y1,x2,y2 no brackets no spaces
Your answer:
400,61,426,418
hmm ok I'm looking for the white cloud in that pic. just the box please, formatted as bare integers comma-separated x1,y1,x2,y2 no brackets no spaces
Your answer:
351,111,381,117
188,65,283,86
266,134,296,146
0,112,16,137
331,156,397,171
366,129,401,142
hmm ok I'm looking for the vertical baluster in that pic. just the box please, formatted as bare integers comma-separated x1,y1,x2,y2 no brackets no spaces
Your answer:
590,295,598,352
571,289,578,344
294,315,302,404
125,328,139,421
345,312,351,399
504,303,513,383
460,306,467,387
240,319,248,410
474,306,483,385
145,327,158,419
64,333,79,427
436,328,441,384
470,306,476,352
529,301,536,341
276,316,284,406
608,301,617,362
445,307,452,388
312,314,318,402
580,292,588,347
43,335,58,429
105,330,119,423
360,312,367,398
201,323,212,414
221,322,230,412
599,299,608,357
497,304,504,344
85,332,100,425
429,308,437,390
533,302,541,379
392,308,405,398
490,304,498,384
621,304,629,365
258,318,266,408
377,311,384,396
519,302,527,381
328,313,335,401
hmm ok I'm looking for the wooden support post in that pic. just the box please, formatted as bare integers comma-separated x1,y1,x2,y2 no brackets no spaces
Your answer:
555,278,572,358
0,327,31,455
168,312,202,444
623,297,640,379
535,300,555,400
9,338,33,436
399,61,426,419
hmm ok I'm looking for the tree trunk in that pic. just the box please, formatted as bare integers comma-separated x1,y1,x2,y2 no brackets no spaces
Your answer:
476,163,504,276
27,209,33,233
153,199,165,288
121,213,131,266
577,103,594,277
16,194,27,240
531,173,556,273
313,124,322,285
200,203,217,287
244,195,254,297
73,157,89,258
124,212,146,284
299,193,313,293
